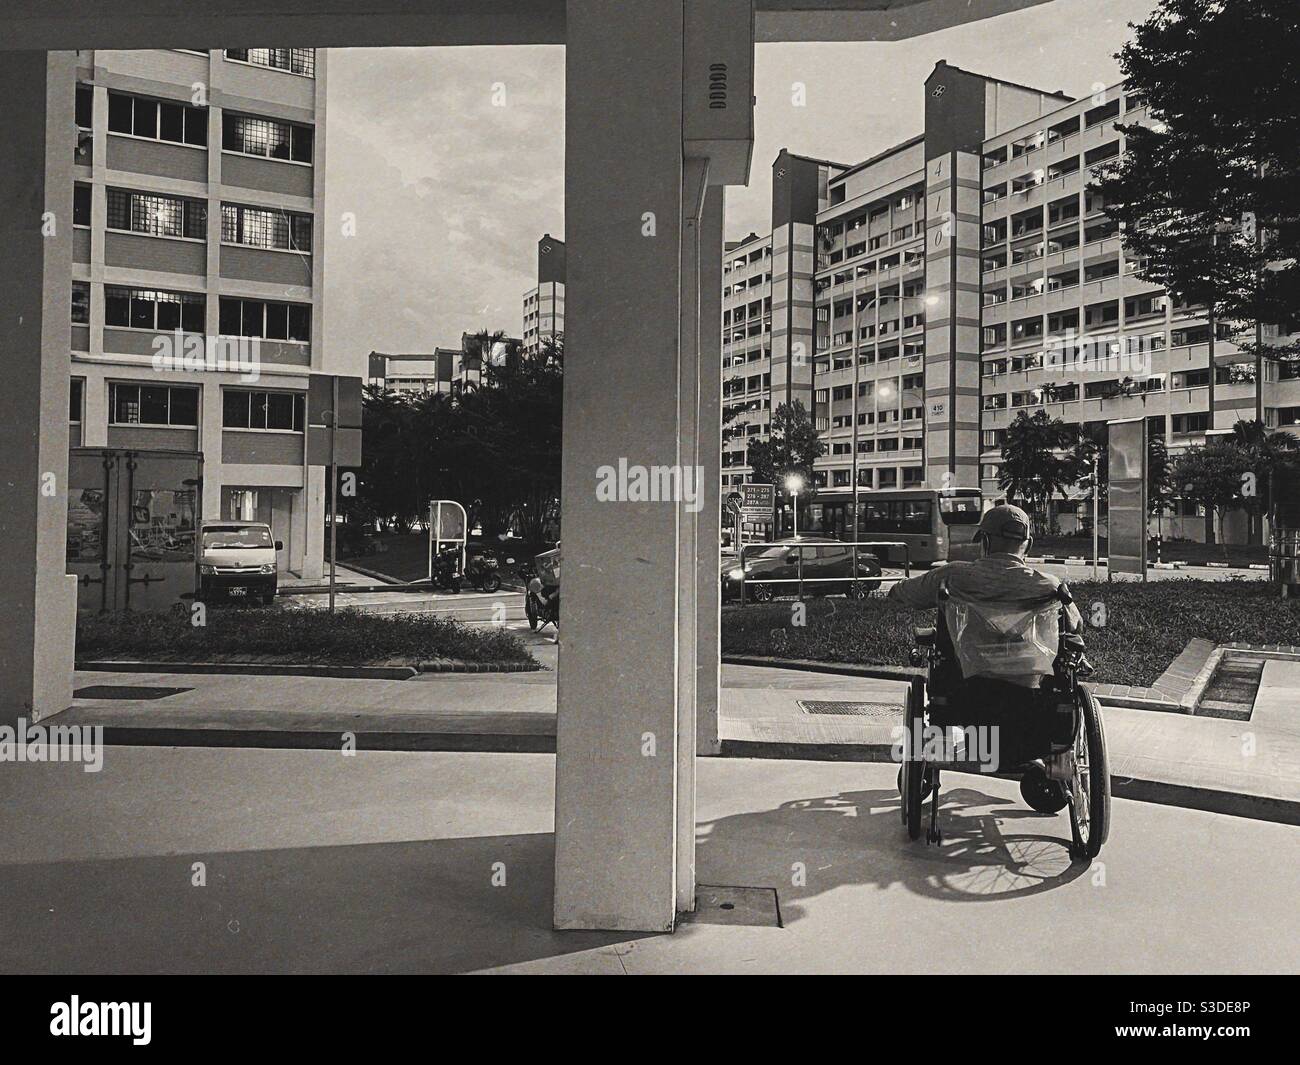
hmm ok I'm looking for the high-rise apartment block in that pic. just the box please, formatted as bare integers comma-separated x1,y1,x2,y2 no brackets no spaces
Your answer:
724,61,1300,541
522,233,565,353
69,47,327,577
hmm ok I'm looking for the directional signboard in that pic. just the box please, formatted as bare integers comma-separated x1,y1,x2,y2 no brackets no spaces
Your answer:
1108,417,1147,578
739,483,775,523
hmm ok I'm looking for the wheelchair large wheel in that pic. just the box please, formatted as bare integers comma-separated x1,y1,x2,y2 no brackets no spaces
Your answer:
1068,686,1110,861
900,676,927,840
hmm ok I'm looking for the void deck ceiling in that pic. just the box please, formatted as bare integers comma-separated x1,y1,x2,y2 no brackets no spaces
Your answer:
2,0,1052,48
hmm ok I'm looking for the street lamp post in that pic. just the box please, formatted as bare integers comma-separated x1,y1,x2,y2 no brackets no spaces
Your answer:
785,472,804,538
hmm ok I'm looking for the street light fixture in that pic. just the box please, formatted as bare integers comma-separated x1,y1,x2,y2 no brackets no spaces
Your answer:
785,471,805,538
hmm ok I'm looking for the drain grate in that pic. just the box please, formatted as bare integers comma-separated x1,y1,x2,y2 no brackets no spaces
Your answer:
682,885,782,928
74,685,192,701
798,699,902,719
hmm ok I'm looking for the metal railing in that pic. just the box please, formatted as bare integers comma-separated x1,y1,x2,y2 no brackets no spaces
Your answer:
732,539,911,605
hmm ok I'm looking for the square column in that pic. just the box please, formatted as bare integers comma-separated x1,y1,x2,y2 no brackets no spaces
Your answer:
0,51,79,725
696,185,725,756
554,0,687,932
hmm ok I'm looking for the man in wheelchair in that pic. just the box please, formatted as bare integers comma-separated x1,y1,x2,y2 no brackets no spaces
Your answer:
888,503,1085,779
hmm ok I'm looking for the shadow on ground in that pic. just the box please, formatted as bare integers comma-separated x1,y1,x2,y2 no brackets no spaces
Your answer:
0,832,646,974
695,783,1090,925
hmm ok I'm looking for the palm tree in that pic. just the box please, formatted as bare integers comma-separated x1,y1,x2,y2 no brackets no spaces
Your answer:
998,411,1078,534
1231,418,1300,544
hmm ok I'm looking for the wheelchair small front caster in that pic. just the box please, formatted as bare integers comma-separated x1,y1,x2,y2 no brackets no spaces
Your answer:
926,825,942,845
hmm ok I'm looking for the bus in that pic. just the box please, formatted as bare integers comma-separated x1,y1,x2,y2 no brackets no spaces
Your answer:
814,487,984,565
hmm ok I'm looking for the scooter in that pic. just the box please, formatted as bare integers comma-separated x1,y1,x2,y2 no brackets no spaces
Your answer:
464,551,502,593
525,574,559,631
430,546,462,593
521,548,560,632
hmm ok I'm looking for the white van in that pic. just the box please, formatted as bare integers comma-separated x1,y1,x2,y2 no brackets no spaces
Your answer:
197,521,282,605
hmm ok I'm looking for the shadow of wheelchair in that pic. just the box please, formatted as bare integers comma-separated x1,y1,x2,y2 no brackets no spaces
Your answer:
695,781,1092,926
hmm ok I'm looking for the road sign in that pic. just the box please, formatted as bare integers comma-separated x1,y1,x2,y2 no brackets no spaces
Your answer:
726,491,743,516
739,483,774,522
306,373,363,467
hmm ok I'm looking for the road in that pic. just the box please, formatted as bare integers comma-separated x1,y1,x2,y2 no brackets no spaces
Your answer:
284,558,1266,624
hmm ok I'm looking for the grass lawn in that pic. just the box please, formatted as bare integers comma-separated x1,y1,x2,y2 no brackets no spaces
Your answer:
1032,534,1268,568
344,532,432,583
77,606,540,669
721,578,1299,688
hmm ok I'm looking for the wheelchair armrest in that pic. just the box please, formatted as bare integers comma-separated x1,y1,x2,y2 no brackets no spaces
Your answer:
913,626,936,646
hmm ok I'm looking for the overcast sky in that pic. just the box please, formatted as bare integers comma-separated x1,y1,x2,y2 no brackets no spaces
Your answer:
322,0,1158,376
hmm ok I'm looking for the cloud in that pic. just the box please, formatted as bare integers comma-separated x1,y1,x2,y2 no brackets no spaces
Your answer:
323,46,563,373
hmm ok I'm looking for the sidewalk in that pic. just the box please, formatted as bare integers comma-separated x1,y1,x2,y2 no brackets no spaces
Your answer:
2,746,1297,973
60,661,1300,821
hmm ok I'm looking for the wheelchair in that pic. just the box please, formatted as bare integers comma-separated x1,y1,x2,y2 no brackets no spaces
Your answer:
897,581,1111,863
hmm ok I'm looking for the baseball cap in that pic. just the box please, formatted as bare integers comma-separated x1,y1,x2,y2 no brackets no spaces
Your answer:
974,503,1031,543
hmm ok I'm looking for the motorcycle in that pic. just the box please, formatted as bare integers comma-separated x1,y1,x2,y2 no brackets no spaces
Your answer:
430,546,462,593
523,546,560,632
464,550,502,593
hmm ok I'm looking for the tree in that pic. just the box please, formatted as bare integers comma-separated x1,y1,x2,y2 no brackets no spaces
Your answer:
998,411,1079,533
745,400,826,526
1171,438,1251,555
1231,416,1300,541
1095,0,1300,371
1148,432,1174,520
350,334,564,549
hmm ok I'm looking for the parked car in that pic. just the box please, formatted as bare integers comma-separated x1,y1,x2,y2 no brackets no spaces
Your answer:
722,536,882,602
198,521,282,605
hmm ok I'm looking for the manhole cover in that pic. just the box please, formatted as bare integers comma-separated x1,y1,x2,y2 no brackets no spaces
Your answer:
74,685,191,700
682,885,782,928
798,699,902,719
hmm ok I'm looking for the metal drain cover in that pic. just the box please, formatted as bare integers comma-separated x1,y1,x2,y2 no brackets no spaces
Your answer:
798,699,902,719
74,685,191,700
683,885,782,928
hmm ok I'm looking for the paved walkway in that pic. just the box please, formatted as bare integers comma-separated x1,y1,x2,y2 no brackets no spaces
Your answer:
61,659,1300,818
1,748,1295,973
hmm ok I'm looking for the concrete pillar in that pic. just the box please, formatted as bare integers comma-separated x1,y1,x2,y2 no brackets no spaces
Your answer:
675,158,709,911
0,52,79,725
554,0,685,933
697,185,725,756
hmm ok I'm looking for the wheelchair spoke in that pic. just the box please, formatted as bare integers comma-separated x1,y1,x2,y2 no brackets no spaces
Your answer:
1072,718,1092,841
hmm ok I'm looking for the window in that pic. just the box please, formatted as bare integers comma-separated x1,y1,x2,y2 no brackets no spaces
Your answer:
219,297,311,342
222,113,313,163
71,282,90,325
106,91,206,146
70,379,83,423
224,48,316,77
220,203,313,252
1172,412,1209,434
222,388,305,431
105,286,204,332
73,184,91,226
109,383,199,427
75,84,93,129
106,188,206,239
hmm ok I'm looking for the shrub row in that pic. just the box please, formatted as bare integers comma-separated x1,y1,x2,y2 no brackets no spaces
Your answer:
721,578,1300,688
77,606,538,668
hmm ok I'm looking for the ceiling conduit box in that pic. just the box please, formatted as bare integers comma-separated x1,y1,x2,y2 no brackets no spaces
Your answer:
684,0,756,186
